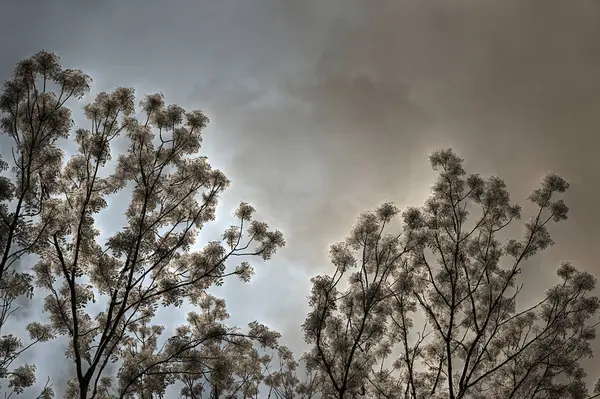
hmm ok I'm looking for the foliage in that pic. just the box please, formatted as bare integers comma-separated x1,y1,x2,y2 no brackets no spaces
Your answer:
302,149,600,399
0,51,286,399
0,50,81,398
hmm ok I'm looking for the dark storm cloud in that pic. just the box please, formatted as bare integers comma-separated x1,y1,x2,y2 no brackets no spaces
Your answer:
192,0,600,277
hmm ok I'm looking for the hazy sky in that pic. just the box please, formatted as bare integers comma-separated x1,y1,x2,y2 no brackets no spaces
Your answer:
2,0,600,395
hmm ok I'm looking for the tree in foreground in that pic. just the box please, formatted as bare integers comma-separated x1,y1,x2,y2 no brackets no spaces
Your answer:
302,149,600,399
0,51,289,398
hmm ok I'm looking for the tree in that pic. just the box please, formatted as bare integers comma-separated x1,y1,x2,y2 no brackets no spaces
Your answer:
0,51,286,398
302,149,600,399
0,51,78,398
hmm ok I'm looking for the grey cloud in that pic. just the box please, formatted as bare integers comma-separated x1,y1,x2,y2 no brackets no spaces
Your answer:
198,0,600,274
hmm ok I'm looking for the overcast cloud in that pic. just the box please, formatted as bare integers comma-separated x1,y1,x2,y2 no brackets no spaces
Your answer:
1,0,600,395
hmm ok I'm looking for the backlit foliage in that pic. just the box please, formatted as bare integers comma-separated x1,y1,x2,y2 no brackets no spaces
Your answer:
302,149,600,399
0,51,84,398
0,51,286,398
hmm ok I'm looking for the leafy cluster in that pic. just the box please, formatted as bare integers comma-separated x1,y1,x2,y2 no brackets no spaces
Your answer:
302,150,600,399
0,51,286,399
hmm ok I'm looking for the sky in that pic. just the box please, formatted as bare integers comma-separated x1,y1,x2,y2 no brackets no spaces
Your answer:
1,0,600,395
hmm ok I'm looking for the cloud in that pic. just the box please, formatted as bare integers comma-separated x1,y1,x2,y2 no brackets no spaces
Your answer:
188,0,600,273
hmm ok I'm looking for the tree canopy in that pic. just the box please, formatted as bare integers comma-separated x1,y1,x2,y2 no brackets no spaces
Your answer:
0,51,599,399
302,150,600,399
0,51,288,399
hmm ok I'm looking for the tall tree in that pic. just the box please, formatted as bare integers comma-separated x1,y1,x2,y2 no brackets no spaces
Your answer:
302,149,600,399
0,51,286,399
0,51,79,398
